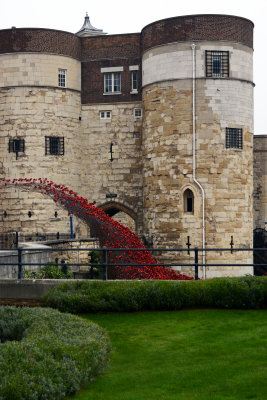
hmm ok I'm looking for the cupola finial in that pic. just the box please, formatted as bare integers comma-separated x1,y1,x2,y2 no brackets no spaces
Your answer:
76,13,107,37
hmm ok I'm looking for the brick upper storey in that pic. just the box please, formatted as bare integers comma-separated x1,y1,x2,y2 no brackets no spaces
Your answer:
0,14,254,104
0,28,81,59
141,14,254,52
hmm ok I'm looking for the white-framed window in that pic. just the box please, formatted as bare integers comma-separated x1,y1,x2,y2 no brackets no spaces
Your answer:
131,71,138,93
134,108,142,118
104,73,121,94
100,111,112,119
58,69,66,87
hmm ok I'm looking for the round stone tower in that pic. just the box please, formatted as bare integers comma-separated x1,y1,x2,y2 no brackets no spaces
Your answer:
141,15,254,277
0,28,84,237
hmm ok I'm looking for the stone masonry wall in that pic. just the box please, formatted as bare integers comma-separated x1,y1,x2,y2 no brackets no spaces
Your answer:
143,42,253,87
142,79,253,278
80,102,143,233
0,53,81,90
0,86,88,237
254,135,267,230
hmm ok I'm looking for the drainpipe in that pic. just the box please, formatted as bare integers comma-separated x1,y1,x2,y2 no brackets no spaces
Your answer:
191,43,206,278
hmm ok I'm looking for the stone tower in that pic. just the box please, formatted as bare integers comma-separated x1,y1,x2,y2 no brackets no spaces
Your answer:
0,28,85,236
141,15,254,277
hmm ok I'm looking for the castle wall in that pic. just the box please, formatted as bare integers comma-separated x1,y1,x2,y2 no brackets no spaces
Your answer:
141,14,253,52
80,102,143,233
0,28,81,59
254,135,267,230
0,83,86,236
0,53,81,90
142,28,254,277
0,16,258,279
143,42,253,85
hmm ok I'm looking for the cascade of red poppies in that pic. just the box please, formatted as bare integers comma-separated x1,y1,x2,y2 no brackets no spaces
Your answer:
0,178,193,280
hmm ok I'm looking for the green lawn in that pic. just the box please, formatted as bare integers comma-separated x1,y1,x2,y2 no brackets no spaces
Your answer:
70,310,267,400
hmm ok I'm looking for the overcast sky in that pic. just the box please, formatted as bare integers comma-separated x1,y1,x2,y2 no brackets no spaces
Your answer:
1,0,267,135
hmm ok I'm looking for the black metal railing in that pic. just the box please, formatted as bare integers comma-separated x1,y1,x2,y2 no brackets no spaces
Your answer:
0,246,267,280
0,232,76,249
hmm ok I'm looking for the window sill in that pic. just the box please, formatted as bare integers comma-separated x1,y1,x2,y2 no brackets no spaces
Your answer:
130,90,138,94
103,92,122,96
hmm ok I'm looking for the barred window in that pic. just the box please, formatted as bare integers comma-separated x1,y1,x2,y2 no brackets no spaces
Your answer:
9,138,25,153
9,138,25,159
226,128,243,149
206,51,229,78
45,137,64,155
58,69,66,87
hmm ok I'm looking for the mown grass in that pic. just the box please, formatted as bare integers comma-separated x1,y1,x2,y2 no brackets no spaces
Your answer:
70,310,267,400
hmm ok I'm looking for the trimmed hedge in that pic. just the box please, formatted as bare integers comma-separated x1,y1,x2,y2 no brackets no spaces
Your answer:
0,307,110,400
43,276,267,313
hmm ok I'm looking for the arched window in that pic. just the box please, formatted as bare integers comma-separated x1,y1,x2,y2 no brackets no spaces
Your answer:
184,189,194,213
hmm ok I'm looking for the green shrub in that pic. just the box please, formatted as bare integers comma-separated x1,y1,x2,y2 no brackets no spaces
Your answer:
24,262,73,279
88,250,103,278
43,276,267,314
0,307,110,400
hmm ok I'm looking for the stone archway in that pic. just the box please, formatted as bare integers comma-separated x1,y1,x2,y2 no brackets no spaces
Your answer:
99,202,138,232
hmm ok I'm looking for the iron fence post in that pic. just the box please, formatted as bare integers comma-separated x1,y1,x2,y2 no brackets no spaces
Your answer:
194,247,199,280
18,247,23,279
103,247,107,281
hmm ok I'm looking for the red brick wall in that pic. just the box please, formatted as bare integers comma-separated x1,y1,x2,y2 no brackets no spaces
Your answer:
82,58,141,104
141,15,254,52
81,33,141,104
81,33,140,60
0,28,81,59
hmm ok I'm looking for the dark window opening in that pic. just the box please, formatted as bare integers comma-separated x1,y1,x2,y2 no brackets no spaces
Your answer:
131,71,138,92
45,136,64,155
206,51,229,78
226,128,243,149
184,189,194,213
9,138,25,159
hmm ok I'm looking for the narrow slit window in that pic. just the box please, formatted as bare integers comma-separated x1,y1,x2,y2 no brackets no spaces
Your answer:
131,71,138,92
184,189,194,213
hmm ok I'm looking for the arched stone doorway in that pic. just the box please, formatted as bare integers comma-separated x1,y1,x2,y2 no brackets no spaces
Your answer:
99,202,137,232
